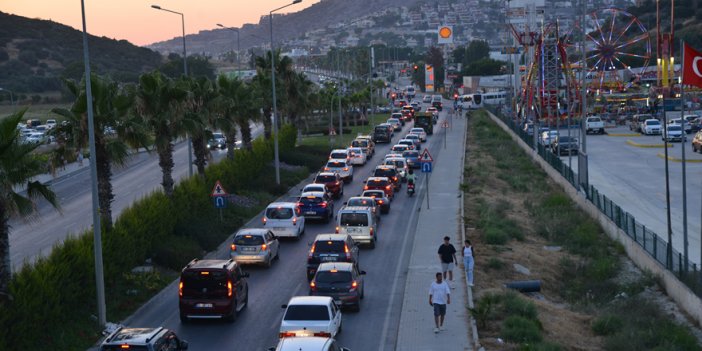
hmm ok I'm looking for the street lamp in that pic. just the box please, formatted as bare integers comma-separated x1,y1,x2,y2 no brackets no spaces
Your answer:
151,4,193,177
216,24,241,78
269,0,302,185
0,87,14,106
79,0,106,327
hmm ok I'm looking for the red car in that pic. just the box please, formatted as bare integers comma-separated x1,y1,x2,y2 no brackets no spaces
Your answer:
314,172,344,199
363,176,394,199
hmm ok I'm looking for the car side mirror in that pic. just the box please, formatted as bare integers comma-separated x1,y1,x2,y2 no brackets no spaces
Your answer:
179,341,189,350
281,304,288,309
362,180,367,184
343,201,348,205
360,271,367,275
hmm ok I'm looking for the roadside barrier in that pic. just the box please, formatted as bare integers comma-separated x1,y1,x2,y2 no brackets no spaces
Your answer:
626,139,673,148
657,153,702,163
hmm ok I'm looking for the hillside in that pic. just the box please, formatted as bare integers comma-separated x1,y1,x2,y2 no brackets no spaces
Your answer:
147,0,426,55
0,11,163,96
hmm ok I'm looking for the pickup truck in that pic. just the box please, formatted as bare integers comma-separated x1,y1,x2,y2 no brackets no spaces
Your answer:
585,116,605,134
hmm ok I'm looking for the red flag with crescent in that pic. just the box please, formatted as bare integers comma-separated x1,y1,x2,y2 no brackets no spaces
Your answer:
683,43,702,89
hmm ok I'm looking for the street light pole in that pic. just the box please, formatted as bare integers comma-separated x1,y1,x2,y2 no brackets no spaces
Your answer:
269,0,302,185
152,4,192,177
217,24,241,77
80,0,106,327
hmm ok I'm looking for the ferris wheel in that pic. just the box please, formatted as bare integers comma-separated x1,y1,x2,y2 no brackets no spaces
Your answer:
569,8,652,92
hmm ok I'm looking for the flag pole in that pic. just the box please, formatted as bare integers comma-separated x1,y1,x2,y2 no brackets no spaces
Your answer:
680,39,689,272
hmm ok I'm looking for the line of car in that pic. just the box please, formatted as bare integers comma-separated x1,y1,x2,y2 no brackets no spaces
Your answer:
99,96,437,351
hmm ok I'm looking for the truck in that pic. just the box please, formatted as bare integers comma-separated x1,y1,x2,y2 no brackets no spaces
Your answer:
414,112,434,135
585,116,605,134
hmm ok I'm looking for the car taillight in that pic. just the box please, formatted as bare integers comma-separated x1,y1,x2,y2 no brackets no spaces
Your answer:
364,185,369,190
343,167,349,171
227,280,233,297
320,202,327,208
335,181,340,185
378,200,384,204
231,244,236,251
262,217,267,225
335,226,340,233
261,244,267,251
279,332,296,338
310,281,317,291
344,244,351,260
324,167,331,171
308,244,316,259
350,281,358,291
293,217,297,225
393,176,398,181
370,227,374,236
313,332,332,337
121,345,131,349
386,185,391,190
178,281,183,297
297,202,304,208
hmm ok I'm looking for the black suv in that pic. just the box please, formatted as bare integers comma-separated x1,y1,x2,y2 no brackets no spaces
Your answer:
179,259,250,323
100,327,188,350
373,125,392,143
306,234,360,281
372,165,401,190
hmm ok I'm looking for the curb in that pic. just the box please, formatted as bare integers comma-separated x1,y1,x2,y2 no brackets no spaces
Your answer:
626,139,673,148
656,153,702,163
607,133,641,137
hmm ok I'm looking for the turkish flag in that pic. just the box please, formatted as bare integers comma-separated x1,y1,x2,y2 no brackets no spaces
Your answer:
683,43,702,89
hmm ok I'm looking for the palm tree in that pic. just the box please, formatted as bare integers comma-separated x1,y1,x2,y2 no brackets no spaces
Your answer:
216,75,260,153
133,70,188,197
52,74,142,229
254,50,294,138
0,109,59,300
182,76,219,175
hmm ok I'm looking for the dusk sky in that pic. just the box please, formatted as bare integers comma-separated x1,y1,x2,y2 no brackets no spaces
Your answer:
3,1,318,46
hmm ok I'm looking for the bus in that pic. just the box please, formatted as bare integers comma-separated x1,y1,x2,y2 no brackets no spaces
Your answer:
460,91,507,109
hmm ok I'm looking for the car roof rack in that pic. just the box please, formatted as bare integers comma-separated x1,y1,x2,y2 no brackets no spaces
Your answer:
145,327,165,343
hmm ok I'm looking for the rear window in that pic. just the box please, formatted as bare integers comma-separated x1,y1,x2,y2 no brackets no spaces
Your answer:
363,191,385,198
266,207,293,219
340,213,369,226
315,175,337,183
347,198,374,207
181,270,228,297
234,235,265,245
352,140,369,148
284,305,330,321
392,145,408,151
330,152,347,159
374,168,396,178
387,160,405,168
327,161,346,168
314,240,345,253
367,179,388,187
301,196,324,205
403,151,419,158
315,271,352,283
375,126,388,133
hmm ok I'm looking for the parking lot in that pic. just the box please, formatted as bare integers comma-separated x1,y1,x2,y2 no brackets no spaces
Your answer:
557,126,702,265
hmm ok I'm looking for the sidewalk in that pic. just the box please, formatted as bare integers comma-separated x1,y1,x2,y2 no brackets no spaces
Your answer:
395,113,475,350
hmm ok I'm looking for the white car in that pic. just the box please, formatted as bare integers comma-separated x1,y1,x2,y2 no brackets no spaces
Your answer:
540,130,559,146
397,139,416,151
329,149,350,163
668,118,692,134
302,183,332,198
46,119,57,128
426,107,439,118
390,144,409,153
384,157,409,181
386,118,402,131
347,147,367,166
410,128,427,142
268,337,350,351
262,202,305,238
25,132,45,144
663,124,685,142
384,153,403,160
642,119,662,135
404,134,422,149
279,296,342,338
324,159,354,182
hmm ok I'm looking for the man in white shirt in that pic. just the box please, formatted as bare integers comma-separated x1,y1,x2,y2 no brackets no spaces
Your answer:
428,272,451,333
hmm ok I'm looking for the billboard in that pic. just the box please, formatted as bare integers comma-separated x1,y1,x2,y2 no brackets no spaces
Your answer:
437,26,453,44
425,64,434,93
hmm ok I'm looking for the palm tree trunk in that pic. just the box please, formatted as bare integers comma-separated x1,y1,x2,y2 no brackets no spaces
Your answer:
191,135,207,176
158,141,176,198
263,108,273,139
239,120,253,150
225,128,237,160
95,141,115,230
0,199,10,301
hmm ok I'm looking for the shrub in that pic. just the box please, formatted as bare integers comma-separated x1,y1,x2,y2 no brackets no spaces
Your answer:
503,292,538,320
501,316,542,343
519,342,563,351
486,257,505,270
591,315,623,336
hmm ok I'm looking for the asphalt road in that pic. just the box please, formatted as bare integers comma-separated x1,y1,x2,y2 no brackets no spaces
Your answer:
121,103,452,350
9,125,263,270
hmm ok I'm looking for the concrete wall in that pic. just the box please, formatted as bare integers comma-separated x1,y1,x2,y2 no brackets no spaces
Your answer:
486,111,702,327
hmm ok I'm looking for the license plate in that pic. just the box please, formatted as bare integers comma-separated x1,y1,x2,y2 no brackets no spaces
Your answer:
242,247,256,252
195,303,213,308
306,211,316,215
321,256,337,261
273,227,285,231
346,227,360,233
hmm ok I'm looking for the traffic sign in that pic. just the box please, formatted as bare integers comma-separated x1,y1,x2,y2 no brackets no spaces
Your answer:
420,149,433,162
211,180,228,197
441,120,449,128
213,196,227,209
421,161,433,173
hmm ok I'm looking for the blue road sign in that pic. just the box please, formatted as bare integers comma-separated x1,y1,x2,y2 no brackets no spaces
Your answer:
214,196,227,209
421,161,432,173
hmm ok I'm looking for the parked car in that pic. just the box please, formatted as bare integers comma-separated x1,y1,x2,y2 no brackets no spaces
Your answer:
100,327,188,351
630,114,653,132
306,234,360,280
279,296,342,338
178,259,249,323
230,228,280,267
263,202,305,239
551,135,579,155
585,116,605,134
310,262,366,310
668,118,693,134
641,119,662,135
335,206,378,248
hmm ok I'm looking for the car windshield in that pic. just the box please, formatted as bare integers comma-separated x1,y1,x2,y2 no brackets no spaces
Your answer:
588,117,601,122
363,191,384,198
374,168,396,177
406,135,419,140
327,161,346,168
558,136,576,143
330,152,347,159
668,125,682,131
266,207,293,219
314,240,345,253
304,185,324,192
388,119,399,124
647,120,661,125
347,198,374,207
399,140,413,146
340,213,369,226
374,127,387,133
234,235,265,245
349,148,363,155
315,271,352,284
403,151,419,158
315,175,337,183
180,270,228,297
392,114,403,119
411,129,424,133
212,132,224,139
284,305,330,321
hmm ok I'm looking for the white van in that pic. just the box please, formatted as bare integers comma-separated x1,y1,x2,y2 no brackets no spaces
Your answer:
263,202,305,239
335,206,378,248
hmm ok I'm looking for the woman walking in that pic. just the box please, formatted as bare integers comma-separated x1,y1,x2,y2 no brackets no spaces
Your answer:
463,239,474,287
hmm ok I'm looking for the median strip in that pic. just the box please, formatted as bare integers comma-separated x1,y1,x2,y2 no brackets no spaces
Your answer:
607,133,641,137
626,139,673,148
656,153,702,163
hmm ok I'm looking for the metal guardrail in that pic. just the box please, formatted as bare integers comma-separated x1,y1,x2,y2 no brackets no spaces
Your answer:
487,106,702,297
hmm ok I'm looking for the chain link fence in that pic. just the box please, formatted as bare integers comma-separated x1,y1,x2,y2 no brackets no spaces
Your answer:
487,107,702,297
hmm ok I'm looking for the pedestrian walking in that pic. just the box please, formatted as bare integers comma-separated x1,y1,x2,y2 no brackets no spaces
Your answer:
77,150,84,166
463,239,474,287
428,272,451,333
438,236,457,287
